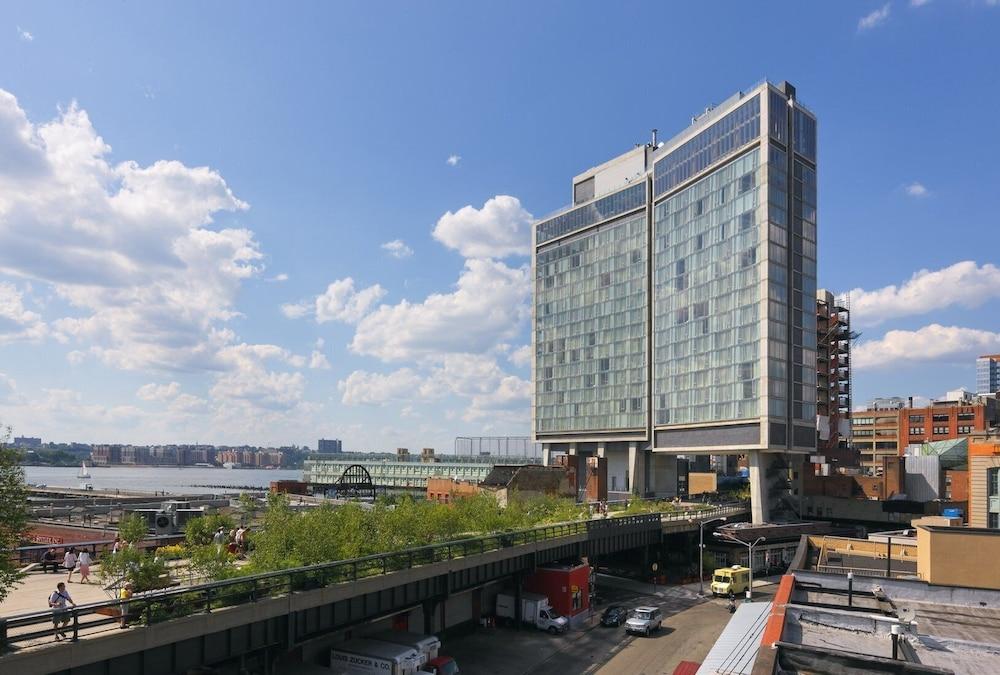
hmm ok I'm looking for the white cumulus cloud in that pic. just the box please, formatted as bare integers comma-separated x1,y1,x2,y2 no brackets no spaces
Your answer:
508,344,532,369
381,239,414,259
282,277,386,324
446,154,461,167
905,182,928,197
338,368,424,405
309,350,331,370
0,89,268,376
17,26,33,42
136,381,181,401
350,258,529,362
847,261,1000,327
854,324,1000,370
0,282,46,344
432,195,533,259
858,3,891,30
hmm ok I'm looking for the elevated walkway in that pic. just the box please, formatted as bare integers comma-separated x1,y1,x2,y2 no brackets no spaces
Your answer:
0,504,747,675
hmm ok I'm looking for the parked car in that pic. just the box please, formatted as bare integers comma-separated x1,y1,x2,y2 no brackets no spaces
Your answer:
600,606,628,627
625,606,663,636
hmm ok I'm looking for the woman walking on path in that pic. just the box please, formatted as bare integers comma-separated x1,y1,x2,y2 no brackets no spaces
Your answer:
77,549,92,583
64,547,78,583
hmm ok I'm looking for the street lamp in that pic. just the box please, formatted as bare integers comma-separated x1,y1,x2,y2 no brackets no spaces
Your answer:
692,516,727,597
714,532,766,601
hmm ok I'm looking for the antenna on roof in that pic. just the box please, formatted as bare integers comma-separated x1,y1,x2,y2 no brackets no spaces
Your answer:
650,128,658,147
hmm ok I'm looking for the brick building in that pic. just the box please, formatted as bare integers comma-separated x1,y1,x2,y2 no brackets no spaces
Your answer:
852,406,902,474
425,477,481,504
899,391,998,449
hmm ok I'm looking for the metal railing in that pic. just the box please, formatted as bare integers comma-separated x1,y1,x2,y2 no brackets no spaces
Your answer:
0,503,746,651
7,534,186,567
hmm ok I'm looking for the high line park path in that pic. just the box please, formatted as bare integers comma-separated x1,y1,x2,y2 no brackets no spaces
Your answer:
0,502,748,675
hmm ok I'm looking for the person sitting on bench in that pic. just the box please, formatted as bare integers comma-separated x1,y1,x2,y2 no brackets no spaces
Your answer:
40,548,60,573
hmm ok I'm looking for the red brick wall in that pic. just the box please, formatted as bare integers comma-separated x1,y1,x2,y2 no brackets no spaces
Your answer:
899,404,991,449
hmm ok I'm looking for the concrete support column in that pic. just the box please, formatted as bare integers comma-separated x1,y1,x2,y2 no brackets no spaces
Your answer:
542,443,552,467
628,442,646,496
748,450,770,524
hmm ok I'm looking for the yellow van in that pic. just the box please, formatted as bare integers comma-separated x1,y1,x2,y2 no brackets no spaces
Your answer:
711,565,750,596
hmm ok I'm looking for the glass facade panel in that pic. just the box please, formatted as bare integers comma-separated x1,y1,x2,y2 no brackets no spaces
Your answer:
534,213,647,433
653,95,761,197
536,183,646,245
769,91,787,145
793,109,817,162
652,149,762,425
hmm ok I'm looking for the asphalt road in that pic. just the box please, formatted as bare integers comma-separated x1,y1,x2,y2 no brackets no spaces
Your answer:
444,576,778,675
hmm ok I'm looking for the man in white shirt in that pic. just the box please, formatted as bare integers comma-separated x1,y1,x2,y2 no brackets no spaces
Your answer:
48,582,76,641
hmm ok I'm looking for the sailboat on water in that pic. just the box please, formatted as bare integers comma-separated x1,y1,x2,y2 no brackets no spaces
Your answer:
78,460,93,490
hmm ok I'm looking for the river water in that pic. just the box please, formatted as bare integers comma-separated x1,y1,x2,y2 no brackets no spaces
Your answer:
22,465,303,495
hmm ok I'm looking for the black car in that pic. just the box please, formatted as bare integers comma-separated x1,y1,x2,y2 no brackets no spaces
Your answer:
601,606,628,627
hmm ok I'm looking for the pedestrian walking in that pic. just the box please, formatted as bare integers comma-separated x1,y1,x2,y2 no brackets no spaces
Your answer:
77,549,92,584
48,582,76,641
112,536,123,555
213,526,227,552
64,548,78,583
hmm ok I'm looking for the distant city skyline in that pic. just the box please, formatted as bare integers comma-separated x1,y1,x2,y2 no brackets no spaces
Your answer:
1,3,999,449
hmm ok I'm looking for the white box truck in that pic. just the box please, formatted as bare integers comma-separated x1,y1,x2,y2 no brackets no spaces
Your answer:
368,632,459,675
330,639,424,675
496,591,568,634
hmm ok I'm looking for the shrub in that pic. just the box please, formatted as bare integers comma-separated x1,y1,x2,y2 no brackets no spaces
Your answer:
155,544,186,560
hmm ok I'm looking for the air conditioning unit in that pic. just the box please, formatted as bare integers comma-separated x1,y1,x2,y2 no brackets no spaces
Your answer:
129,509,161,532
153,511,174,536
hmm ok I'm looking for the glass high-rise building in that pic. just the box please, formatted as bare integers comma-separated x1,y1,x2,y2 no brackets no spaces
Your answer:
978,355,1000,395
532,81,817,522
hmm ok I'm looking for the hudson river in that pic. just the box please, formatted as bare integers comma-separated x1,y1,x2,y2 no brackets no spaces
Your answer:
22,465,304,494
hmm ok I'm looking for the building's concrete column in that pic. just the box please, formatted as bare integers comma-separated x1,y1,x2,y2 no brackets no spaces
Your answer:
542,443,552,467
628,442,646,496
748,450,770,524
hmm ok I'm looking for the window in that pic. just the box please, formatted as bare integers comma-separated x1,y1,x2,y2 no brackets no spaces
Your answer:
933,426,948,435
908,415,924,423
909,427,924,436
958,411,975,421
932,413,949,423
958,425,973,435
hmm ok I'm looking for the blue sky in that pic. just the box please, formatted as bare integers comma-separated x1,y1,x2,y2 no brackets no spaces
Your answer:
1,1,999,449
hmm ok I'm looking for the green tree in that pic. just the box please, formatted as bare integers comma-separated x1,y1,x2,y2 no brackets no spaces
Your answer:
184,513,236,547
237,492,259,526
118,512,149,544
0,424,29,603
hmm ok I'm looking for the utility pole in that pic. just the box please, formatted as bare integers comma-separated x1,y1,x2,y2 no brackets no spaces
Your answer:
694,516,727,597
715,532,767,601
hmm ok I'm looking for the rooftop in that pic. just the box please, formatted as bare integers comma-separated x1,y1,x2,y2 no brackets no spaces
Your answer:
753,572,1000,674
